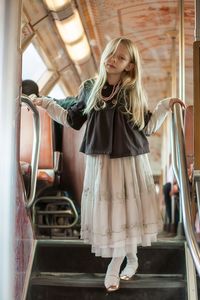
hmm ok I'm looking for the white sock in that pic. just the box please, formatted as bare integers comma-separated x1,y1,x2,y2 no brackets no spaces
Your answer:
104,257,124,289
120,252,138,277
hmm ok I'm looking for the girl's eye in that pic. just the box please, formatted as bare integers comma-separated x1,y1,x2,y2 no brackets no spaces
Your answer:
120,56,125,60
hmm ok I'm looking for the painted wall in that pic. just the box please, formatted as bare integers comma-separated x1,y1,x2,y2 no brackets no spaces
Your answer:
15,170,34,299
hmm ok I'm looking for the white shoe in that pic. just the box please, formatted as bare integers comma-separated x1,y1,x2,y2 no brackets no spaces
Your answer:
120,260,138,280
104,273,120,292
104,257,124,292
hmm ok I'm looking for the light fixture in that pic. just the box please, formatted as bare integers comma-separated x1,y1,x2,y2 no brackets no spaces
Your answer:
44,0,71,12
55,10,83,44
66,36,91,63
44,1,91,64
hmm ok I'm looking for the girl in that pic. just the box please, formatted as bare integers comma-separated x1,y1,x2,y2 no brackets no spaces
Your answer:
33,37,184,292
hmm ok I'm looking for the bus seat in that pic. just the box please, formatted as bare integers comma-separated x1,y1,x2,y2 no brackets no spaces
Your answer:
20,104,79,238
20,104,57,193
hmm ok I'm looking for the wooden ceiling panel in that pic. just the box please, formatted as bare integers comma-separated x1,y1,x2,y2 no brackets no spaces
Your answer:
23,0,48,27
119,3,177,36
33,16,72,71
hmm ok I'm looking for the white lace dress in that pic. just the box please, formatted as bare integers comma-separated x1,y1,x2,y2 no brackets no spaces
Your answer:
41,97,170,258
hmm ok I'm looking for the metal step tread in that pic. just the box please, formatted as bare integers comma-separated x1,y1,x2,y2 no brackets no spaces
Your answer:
36,238,185,249
30,272,186,289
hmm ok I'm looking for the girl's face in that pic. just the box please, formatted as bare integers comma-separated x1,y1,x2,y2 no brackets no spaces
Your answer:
104,43,134,76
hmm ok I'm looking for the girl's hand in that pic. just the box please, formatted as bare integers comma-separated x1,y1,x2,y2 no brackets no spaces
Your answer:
32,97,43,106
169,98,186,111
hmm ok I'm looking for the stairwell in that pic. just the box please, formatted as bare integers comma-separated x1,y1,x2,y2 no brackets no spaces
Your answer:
26,239,191,300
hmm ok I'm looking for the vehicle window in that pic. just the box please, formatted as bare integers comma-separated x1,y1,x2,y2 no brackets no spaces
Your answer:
22,43,47,81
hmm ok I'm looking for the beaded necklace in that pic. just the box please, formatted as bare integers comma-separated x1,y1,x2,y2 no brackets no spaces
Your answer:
100,81,121,101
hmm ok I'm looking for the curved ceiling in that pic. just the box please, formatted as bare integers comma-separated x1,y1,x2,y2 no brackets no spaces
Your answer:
22,0,195,104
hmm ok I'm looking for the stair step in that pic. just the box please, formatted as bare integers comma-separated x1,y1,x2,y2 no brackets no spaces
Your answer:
33,239,186,275
27,239,188,300
30,272,185,289
28,273,187,300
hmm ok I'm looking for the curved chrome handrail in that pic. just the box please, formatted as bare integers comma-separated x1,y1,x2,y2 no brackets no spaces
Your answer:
172,103,200,276
32,196,79,230
171,115,180,187
21,96,41,208
171,108,183,233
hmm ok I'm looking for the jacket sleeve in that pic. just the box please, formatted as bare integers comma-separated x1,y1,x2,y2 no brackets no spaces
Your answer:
144,98,171,135
40,82,89,130
55,96,77,109
40,98,70,127
66,85,88,130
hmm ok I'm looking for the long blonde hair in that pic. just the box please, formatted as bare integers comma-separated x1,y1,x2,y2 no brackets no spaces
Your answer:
84,37,148,130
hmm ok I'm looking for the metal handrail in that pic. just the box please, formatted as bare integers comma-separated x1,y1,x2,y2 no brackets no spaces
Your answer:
171,108,183,235
172,103,200,276
171,115,180,187
32,196,79,230
21,96,41,208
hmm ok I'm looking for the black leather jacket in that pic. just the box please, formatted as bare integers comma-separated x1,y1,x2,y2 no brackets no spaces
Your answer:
62,79,152,158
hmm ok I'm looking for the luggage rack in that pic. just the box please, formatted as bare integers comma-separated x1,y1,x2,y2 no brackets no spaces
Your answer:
32,195,79,239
